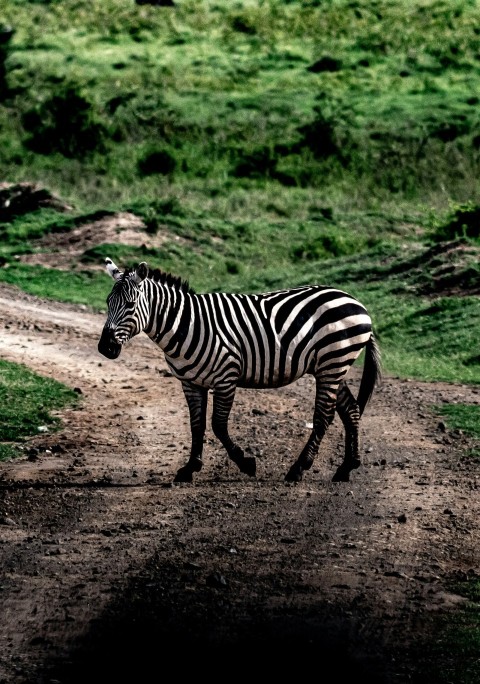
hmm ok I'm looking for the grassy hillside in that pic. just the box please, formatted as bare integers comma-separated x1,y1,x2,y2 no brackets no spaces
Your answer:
0,0,479,437
1,0,480,212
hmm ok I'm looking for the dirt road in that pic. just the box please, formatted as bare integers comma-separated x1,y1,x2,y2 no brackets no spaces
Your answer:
0,282,479,684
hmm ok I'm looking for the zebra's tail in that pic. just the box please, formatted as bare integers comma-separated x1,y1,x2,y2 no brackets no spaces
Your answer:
357,333,382,416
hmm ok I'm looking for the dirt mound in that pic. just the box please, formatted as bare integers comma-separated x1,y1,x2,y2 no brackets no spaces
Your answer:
389,239,480,297
0,182,72,221
19,211,146,270
0,183,188,271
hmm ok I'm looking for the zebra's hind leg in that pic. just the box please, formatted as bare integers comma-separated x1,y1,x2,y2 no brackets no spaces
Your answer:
285,379,337,482
212,386,256,477
332,381,361,483
174,383,208,483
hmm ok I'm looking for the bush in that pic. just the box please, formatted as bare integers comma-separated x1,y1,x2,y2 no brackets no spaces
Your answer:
231,146,277,179
296,105,339,160
0,25,14,100
137,148,177,176
291,232,359,261
433,203,480,241
22,85,106,158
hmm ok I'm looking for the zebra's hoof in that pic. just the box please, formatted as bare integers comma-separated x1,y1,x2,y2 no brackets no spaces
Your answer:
174,466,194,483
285,466,302,482
332,459,361,482
240,456,256,477
191,458,203,473
332,466,350,482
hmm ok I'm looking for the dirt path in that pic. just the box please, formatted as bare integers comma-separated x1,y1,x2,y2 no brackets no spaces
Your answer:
0,282,479,684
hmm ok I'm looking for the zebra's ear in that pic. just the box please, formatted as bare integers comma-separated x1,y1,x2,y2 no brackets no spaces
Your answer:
105,258,122,281
133,262,148,285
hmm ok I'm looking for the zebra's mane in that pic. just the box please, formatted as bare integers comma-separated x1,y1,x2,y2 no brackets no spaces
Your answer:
124,266,195,294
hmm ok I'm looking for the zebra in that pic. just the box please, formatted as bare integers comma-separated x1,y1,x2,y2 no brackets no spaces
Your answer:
98,257,381,484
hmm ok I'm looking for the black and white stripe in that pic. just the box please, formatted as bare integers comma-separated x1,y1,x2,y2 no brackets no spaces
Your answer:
98,258,381,483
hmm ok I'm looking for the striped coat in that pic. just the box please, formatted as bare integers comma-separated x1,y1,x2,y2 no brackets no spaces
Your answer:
98,259,381,483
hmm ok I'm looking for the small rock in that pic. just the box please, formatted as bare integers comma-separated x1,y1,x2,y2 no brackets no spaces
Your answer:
0,516,17,526
206,572,227,588
27,448,39,461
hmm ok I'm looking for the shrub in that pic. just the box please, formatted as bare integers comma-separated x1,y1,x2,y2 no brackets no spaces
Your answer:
231,146,277,179
307,56,342,73
433,203,480,241
0,24,14,100
291,232,359,261
126,197,184,233
22,85,106,158
137,148,177,176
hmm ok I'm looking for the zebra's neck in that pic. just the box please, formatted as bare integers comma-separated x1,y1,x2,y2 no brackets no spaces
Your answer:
144,279,190,352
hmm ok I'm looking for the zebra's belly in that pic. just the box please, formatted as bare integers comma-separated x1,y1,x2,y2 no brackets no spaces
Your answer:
165,357,307,389
237,369,308,389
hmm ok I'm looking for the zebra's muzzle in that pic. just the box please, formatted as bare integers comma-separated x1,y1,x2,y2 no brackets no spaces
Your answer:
98,328,122,359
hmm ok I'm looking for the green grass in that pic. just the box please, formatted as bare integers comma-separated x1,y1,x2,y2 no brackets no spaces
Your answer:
377,294,480,384
0,263,108,309
409,579,480,684
2,0,480,210
0,359,79,461
437,403,480,438
436,403,480,461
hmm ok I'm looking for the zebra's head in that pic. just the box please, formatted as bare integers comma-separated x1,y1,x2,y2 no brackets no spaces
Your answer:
98,258,150,359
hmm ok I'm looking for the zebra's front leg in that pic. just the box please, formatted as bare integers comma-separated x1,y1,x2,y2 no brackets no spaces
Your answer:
212,386,256,478
174,383,208,483
332,382,361,483
285,380,337,482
